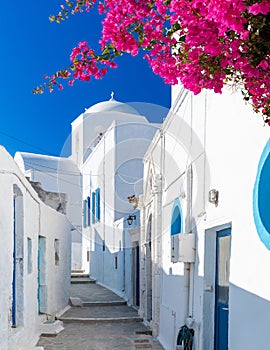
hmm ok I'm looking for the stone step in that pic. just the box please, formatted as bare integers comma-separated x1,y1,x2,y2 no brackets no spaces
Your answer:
58,305,141,324
39,320,64,337
70,278,96,284
70,298,127,308
58,316,143,324
71,273,90,279
71,269,85,274
82,300,127,307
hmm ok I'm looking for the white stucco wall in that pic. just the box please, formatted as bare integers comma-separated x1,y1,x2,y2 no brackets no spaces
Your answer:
142,86,270,350
0,147,71,350
14,152,81,271
194,89,270,350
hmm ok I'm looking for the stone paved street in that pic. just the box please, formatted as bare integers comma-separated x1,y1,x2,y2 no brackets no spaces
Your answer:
60,304,141,319
37,322,163,350
70,283,124,303
37,275,164,350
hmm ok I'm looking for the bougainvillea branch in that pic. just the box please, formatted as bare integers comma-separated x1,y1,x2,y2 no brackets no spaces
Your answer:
33,0,270,124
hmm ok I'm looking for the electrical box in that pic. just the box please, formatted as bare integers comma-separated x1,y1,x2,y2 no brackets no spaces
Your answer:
171,233,195,263
178,233,195,262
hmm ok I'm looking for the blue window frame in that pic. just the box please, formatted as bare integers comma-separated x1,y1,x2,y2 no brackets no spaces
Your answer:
91,192,96,224
253,139,270,249
27,238,32,274
96,188,100,222
170,198,183,262
87,196,91,226
171,198,183,235
83,199,87,228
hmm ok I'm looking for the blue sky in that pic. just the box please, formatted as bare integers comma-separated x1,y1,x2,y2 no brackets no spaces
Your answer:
0,1,170,157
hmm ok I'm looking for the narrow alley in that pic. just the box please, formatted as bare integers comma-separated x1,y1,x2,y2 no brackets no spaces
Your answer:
37,273,164,350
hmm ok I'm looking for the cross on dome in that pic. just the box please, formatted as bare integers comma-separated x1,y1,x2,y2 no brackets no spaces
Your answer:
110,91,115,101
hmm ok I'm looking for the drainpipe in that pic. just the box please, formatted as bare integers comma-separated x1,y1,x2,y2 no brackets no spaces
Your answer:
122,225,126,294
186,164,194,325
179,164,194,348
152,173,162,337
183,263,190,322
138,194,146,319
102,135,106,285
152,129,164,337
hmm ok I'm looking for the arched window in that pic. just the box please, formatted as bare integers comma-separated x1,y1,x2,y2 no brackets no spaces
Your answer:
253,139,270,249
170,199,183,263
171,198,183,235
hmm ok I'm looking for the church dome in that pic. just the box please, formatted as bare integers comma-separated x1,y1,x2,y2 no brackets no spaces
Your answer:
84,93,140,116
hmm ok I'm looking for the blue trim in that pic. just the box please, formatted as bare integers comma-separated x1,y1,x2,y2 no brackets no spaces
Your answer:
214,228,231,349
27,238,32,274
96,188,100,222
170,198,183,235
253,138,270,249
87,196,91,226
91,192,95,224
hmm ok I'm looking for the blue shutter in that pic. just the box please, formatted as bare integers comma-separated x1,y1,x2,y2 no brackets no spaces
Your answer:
87,196,91,226
27,238,32,274
96,188,100,221
91,192,95,224
83,199,87,228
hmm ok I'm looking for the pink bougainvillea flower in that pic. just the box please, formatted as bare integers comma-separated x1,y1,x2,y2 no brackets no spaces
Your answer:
258,60,269,70
249,0,270,15
34,0,270,125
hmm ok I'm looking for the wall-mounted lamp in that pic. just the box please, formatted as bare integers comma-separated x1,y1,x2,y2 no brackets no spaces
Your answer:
127,215,136,225
208,189,219,206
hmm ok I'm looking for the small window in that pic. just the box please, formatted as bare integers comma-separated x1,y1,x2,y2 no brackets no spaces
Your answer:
170,199,183,263
87,196,91,226
253,139,270,249
83,197,91,228
114,254,118,269
87,249,90,262
96,188,100,222
91,192,96,224
27,238,32,274
83,199,87,228
54,239,60,266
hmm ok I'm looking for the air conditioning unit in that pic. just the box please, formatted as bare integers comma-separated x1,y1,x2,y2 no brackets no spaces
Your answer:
171,233,196,263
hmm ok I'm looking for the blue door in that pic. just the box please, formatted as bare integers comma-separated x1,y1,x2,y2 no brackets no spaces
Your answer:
135,244,140,306
38,236,47,314
12,193,24,327
214,228,231,350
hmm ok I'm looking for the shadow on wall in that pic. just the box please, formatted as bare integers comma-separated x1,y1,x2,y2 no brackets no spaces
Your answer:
230,283,270,350
158,253,203,350
90,226,127,299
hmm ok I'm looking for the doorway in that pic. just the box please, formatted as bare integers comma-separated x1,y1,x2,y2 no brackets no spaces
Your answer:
214,228,231,350
38,236,47,314
12,185,24,327
146,214,152,322
132,243,140,307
